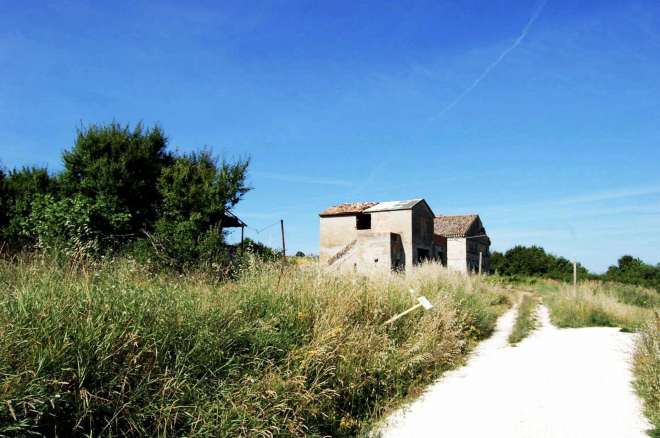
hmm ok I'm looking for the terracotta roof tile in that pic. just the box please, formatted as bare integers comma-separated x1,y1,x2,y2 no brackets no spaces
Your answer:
434,214,479,237
319,202,378,217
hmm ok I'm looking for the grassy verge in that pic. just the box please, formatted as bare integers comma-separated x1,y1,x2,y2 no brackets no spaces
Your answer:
508,294,539,345
0,256,511,437
633,314,660,437
537,280,656,332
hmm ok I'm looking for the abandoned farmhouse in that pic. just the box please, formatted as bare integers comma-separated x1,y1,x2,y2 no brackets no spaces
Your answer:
319,199,490,274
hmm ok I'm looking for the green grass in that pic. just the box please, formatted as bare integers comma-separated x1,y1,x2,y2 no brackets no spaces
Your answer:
508,294,539,345
0,256,511,437
633,314,660,438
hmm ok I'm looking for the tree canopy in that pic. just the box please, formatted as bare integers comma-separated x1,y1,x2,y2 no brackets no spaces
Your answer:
603,256,660,291
0,122,251,270
61,123,171,237
490,245,589,281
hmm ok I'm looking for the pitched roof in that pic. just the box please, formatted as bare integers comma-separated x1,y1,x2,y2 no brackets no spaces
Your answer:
434,214,481,237
364,199,425,213
319,201,378,217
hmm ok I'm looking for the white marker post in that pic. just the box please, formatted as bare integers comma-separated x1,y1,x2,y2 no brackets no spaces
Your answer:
383,296,434,326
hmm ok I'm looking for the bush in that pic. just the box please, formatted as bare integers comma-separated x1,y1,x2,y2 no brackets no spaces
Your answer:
26,194,130,259
1,166,57,248
242,238,280,261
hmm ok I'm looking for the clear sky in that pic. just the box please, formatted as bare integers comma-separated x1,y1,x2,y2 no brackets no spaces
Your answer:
2,0,660,272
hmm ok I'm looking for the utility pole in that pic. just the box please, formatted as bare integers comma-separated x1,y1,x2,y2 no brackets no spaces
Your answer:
478,251,483,276
280,219,286,259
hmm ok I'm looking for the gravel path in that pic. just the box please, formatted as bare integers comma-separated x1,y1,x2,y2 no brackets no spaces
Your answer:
379,304,651,438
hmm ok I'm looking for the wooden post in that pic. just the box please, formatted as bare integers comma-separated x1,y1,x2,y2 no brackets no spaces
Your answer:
280,219,286,259
240,225,245,255
479,251,483,276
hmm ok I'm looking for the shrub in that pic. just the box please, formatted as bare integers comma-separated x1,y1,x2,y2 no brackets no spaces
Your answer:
1,166,57,248
26,194,130,259
242,237,280,261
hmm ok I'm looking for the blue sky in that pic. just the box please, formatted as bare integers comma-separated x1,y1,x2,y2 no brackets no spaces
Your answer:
2,0,660,272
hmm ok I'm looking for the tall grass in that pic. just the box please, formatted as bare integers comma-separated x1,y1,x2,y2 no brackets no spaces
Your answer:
633,314,660,437
0,256,510,437
508,294,539,345
538,281,656,332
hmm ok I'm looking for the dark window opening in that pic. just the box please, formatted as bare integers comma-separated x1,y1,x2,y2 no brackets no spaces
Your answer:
356,213,371,230
417,248,430,263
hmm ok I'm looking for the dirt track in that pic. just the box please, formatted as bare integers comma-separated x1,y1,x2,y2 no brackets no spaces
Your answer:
379,305,651,438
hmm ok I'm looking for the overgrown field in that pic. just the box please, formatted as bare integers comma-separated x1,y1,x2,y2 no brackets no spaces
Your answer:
535,280,658,332
0,257,511,437
633,315,660,437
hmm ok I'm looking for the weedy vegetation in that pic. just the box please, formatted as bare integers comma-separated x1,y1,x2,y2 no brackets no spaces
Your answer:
508,294,539,345
537,280,657,332
633,314,660,438
0,256,511,437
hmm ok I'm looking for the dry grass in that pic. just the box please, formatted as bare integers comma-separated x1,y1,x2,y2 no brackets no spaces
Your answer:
538,281,655,332
633,314,660,437
0,256,511,437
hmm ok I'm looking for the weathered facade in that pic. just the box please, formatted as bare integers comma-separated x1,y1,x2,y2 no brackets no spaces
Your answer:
434,214,491,274
320,200,491,274
319,199,435,273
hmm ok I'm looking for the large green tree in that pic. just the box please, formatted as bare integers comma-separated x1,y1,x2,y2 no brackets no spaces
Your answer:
153,150,250,267
61,122,171,237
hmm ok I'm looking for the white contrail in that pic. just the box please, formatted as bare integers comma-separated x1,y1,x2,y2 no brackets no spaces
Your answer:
432,0,548,120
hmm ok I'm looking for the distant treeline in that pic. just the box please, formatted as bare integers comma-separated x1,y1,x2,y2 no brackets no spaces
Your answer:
0,122,259,270
492,245,660,291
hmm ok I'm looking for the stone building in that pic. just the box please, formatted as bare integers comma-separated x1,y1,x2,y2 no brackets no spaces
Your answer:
319,199,435,273
434,214,491,274
319,199,491,274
